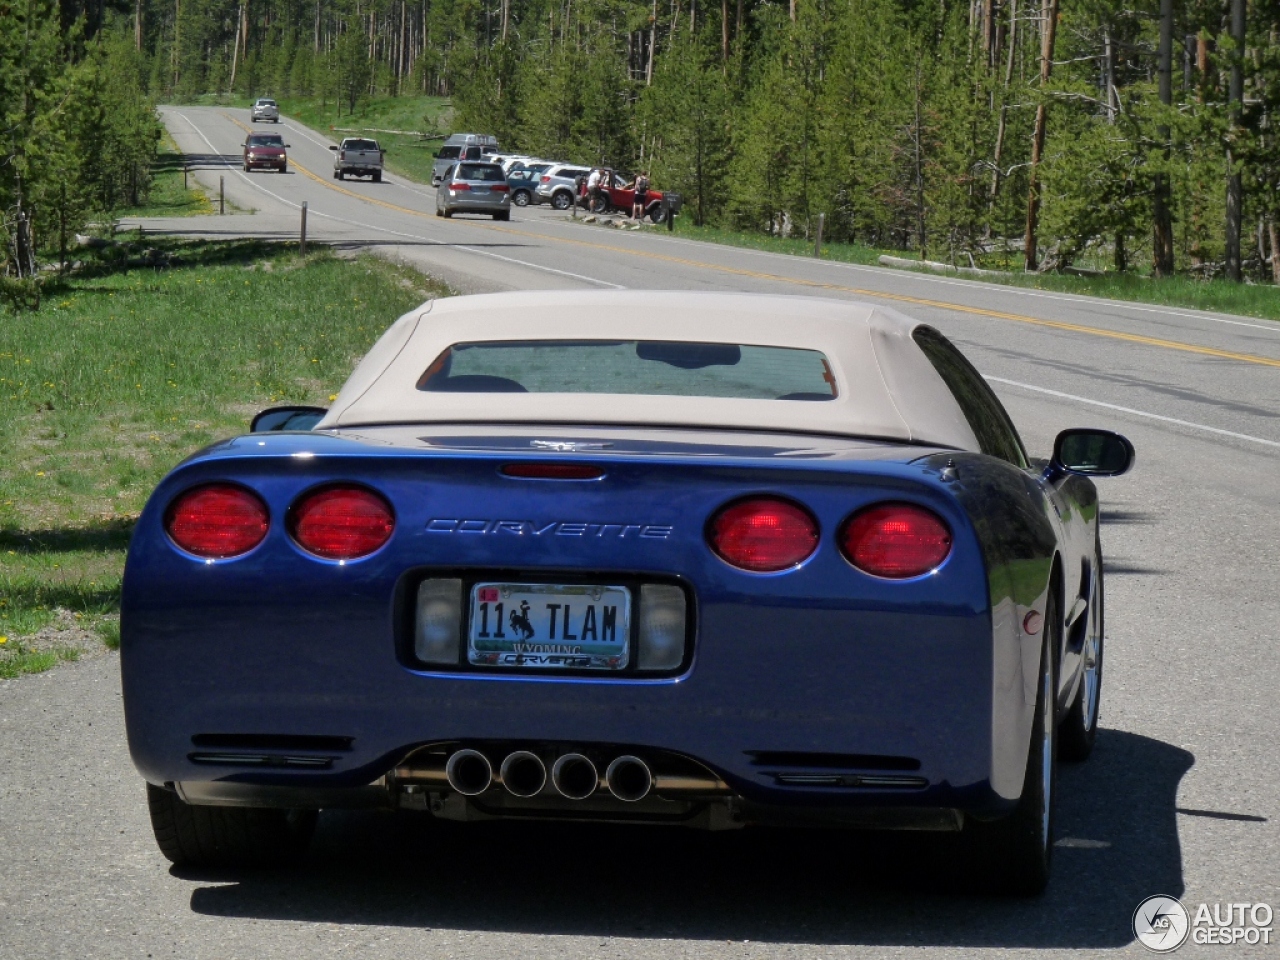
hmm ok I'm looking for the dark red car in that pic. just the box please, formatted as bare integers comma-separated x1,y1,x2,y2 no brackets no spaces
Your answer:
243,133,289,173
580,170,666,222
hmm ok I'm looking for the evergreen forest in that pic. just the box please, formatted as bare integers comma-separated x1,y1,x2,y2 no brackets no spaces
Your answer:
5,0,1280,284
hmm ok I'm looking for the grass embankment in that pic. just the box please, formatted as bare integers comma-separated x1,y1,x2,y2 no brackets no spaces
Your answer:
284,94,451,185
670,222,1280,322
0,239,448,678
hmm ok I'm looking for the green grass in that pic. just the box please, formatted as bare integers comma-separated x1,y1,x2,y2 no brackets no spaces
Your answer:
0,239,449,678
280,93,452,185
123,130,214,218
667,221,1280,322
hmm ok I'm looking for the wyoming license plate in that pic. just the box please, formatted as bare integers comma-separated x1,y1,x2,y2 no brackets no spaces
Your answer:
468,582,631,670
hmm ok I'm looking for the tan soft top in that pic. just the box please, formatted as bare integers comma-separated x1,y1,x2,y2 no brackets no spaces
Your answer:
318,290,979,450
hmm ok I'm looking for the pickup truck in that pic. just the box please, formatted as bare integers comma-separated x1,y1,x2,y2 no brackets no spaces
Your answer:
330,138,385,182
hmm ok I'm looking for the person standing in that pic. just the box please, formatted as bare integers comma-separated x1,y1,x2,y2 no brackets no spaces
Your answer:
631,171,650,221
586,168,603,212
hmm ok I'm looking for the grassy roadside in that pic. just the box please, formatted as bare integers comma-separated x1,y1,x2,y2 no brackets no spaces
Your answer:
0,239,448,679
126,129,214,219
667,221,1280,323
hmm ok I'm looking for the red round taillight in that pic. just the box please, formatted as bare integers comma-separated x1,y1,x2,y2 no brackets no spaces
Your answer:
165,484,269,559
840,503,952,578
288,485,394,560
708,498,818,572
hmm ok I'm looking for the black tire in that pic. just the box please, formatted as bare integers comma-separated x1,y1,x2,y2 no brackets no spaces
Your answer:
494,210,510,221
337,170,344,180
960,590,1059,895
145,783,315,868
280,163,287,173
590,195,609,214
435,206,443,217
373,171,382,183
551,191,572,211
1060,534,1104,761
512,189,531,207
443,208,453,218
649,204,667,224
243,163,250,173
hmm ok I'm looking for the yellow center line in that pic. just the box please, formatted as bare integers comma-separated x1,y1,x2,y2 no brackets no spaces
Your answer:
224,112,1280,371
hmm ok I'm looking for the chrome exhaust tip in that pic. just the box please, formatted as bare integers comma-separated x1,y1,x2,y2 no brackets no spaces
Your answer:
445,749,493,796
605,755,652,802
551,753,599,800
500,750,547,798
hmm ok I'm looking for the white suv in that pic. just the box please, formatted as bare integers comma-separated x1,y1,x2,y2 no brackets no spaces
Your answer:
534,164,591,209
251,98,280,123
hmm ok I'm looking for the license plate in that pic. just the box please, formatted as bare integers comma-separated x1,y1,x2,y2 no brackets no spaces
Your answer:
468,582,631,670
474,187,489,194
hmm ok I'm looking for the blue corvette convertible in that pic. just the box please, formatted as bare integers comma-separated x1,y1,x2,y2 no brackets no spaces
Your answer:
121,291,1133,894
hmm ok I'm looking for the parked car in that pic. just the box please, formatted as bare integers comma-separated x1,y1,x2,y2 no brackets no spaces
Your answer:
122,289,1132,895
534,163,592,209
250,98,280,123
507,169,538,207
242,132,288,173
435,161,511,220
330,137,384,182
432,134,500,185
584,169,668,222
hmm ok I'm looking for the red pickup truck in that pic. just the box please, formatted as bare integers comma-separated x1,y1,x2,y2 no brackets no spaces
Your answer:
580,170,667,223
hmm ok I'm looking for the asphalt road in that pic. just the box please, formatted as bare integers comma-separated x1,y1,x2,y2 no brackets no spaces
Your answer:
2,105,1277,960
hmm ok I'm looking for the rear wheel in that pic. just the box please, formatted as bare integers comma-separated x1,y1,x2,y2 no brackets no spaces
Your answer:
960,589,1059,895
512,189,531,207
551,191,572,211
1060,535,1104,761
336,170,344,180
145,783,315,868
494,210,510,221
590,195,609,214
373,171,382,183
649,204,667,224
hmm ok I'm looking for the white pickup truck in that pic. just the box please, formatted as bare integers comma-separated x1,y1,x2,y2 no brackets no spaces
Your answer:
330,138,385,182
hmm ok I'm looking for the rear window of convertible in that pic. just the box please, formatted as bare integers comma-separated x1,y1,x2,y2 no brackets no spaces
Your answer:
416,340,837,400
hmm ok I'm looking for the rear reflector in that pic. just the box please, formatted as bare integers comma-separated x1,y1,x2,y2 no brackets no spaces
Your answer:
637,584,686,670
416,578,463,664
501,463,603,480
708,498,818,572
165,484,269,558
288,485,394,560
840,503,952,578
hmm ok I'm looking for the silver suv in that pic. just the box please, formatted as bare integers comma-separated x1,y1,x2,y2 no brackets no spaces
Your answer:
534,164,591,209
251,98,280,123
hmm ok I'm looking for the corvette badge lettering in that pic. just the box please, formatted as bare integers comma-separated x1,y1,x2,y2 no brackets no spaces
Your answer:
427,518,673,538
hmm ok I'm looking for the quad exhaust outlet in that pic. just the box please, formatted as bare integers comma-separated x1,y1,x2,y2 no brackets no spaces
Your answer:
500,750,548,798
551,753,599,800
605,755,653,802
445,749,493,796
427,748,676,803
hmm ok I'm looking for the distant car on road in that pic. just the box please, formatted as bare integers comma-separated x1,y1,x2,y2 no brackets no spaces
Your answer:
242,133,289,173
435,161,511,220
330,137,384,182
250,98,280,123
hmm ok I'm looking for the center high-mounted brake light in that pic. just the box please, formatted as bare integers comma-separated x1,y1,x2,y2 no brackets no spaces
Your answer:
288,485,394,560
708,497,819,572
840,503,952,579
165,484,269,559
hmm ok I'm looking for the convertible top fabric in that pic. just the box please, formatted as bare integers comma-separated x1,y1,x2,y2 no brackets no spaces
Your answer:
318,290,981,451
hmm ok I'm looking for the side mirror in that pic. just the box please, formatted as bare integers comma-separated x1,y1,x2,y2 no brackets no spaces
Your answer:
329,145,338,151
1050,428,1134,477
286,143,292,148
250,406,328,432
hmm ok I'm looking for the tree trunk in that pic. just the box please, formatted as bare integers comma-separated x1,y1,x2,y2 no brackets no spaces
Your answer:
1225,0,1245,281
988,0,1017,207
1023,0,1059,272
1152,0,1174,277
1270,219,1280,284
230,5,243,92
722,0,728,61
